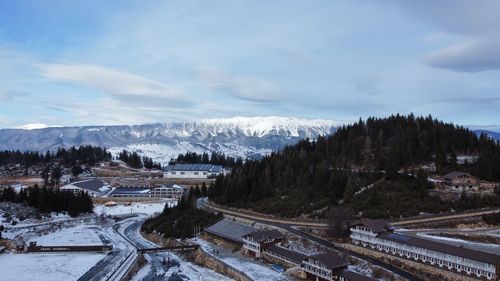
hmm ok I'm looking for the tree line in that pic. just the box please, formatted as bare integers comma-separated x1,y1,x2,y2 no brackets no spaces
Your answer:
208,114,500,218
175,151,243,167
142,186,220,238
0,185,94,217
117,150,162,169
0,145,111,168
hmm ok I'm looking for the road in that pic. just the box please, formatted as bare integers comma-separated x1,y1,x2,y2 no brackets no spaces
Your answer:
200,198,423,281
77,217,141,281
391,208,500,226
202,198,500,228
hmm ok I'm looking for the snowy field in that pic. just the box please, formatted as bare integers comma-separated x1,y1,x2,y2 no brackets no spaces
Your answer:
31,224,103,246
0,251,105,281
0,223,107,281
94,201,175,216
194,238,295,281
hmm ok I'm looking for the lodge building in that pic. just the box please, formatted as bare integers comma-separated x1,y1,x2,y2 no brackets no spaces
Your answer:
59,178,110,197
205,220,376,281
163,163,230,179
350,219,500,280
242,229,284,257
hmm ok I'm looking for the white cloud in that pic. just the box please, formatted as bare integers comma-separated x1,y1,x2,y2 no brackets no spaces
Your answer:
16,123,51,130
397,1,500,72
201,68,280,102
37,63,190,105
425,39,500,72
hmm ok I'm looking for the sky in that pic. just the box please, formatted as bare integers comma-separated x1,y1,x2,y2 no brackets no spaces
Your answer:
0,0,500,130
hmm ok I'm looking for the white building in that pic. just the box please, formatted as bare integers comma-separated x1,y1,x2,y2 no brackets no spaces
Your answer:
163,163,230,179
59,178,110,197
350,219,500,280
151,184,185,199
109,184,186,199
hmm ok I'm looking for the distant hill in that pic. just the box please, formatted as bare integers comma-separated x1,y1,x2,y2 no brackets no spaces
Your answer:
209,114,500,218
474,129,500,141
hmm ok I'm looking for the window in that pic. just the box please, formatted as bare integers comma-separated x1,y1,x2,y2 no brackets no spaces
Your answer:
172,172,176,175
194,172,199,175
180,172,185,175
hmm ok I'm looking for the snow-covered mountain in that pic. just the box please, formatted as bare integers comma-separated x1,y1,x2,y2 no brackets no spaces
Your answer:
0,116,338,164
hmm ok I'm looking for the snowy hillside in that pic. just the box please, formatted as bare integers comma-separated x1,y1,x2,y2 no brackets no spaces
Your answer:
0,116,339,164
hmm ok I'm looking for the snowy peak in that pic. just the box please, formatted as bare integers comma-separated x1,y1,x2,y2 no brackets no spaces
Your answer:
0,116,339,162
198,116,338,137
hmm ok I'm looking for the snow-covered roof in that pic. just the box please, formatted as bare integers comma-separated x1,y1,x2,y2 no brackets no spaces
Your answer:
205,219,256,243
109,187,151,196
63,178,109,194
164,163,224,172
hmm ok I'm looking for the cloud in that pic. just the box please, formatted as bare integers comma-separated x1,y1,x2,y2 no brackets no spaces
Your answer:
201,68,280,103
432,95,500,105
425,39,500,72
396,1,500,72
0,90,31,102
37,63,192,107
16,123,51,130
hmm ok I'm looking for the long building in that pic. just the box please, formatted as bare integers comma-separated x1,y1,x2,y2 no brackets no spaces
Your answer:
163,163,230,179
205,220,376,281
350,219,500,280
109,184,185,199
59,178,110,197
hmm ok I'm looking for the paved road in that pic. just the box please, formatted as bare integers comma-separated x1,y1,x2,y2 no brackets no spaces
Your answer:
120,217,221,281
78,219,139,281
391,208,500,226
201,198,423,281
202,198,500,228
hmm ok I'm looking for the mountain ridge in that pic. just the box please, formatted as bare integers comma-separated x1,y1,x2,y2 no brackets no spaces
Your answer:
0,116,339,163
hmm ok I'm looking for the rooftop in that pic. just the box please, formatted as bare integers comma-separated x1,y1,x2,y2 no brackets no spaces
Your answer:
109,187,151,195
204,219,256,243
264,244,307,264
69,178,109,193
351,219,394,234
164,163,224,172
443,171,472,180
244,229,284,242
308,251,349,270
378,232,500,265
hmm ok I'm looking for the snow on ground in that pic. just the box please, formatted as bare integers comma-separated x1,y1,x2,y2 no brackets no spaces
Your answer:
94,201,175,216
194,238,295,281
417,233,500,255
31,224,103,246
2,216,99,241
483,229,500,238
0,251,105,281
131,263,152,281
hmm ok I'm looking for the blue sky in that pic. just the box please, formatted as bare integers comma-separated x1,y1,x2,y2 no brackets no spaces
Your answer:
1,0,500,129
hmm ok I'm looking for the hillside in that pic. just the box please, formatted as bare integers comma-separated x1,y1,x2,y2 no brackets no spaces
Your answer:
208,114,500,218
0,116,337,164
